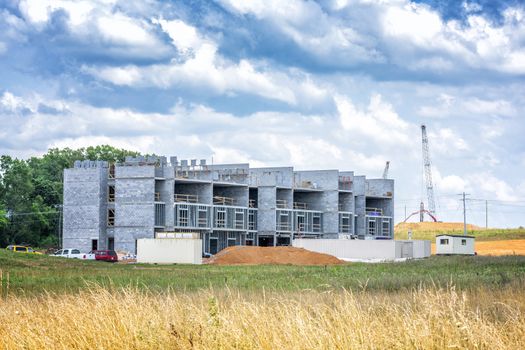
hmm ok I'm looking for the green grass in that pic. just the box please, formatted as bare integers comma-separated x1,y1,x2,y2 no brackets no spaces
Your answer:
395,228,525,241
1,250,524,296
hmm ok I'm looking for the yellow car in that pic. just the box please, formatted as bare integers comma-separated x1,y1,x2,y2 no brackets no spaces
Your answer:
6,245,42,254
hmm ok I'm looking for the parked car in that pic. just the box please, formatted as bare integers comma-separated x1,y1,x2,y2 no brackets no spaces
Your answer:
94,250,118,262
51,248,84,259
6,245,42,254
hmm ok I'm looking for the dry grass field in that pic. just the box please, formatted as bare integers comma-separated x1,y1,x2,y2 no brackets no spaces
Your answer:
474,240,525,255
1,242,524,349
1,286,524,350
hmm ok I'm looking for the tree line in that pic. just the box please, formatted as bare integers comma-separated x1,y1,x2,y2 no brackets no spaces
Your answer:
0,145,140,248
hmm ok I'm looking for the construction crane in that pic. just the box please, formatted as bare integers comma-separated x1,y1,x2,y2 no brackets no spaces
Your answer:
421,125,436,218
382,161,390,179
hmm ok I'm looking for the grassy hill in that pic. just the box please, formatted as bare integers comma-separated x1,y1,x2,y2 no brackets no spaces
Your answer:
395,222,525,241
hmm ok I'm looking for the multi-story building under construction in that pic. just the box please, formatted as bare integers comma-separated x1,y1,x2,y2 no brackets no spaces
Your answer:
62,156,394,254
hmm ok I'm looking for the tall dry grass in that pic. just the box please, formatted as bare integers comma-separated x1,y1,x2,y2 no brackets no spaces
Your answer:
0,286,524,349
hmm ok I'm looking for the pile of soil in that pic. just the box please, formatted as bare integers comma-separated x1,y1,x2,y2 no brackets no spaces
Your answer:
206,246,344,266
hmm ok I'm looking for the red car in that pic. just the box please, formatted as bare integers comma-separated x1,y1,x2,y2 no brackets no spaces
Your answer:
94,250,118,262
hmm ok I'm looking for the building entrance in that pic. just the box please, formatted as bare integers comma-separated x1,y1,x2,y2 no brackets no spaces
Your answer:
258,236,274,247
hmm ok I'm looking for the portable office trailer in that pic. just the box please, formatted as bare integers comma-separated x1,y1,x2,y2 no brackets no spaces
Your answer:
435,234,475,255
136,237,202,264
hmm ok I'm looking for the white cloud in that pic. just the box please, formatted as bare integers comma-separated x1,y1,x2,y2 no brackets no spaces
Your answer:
0,91,34,113
84,17,329,106
152,18,204,52
383,3,443,45
476,152,500,167
17,0,170,58
18,0,100,26
84,47,299,104
429,128,469,154
463,2,482,13
437,173,467,194
220,0,525,74
381,3,525,74
0,91,400,173
336,93,412,147
96,12,155,47
466,172,520,202
219,0,384,64
419,95,517,118
479,123,504,140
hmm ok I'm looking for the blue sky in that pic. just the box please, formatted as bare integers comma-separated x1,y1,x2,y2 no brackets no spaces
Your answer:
1,0,524,227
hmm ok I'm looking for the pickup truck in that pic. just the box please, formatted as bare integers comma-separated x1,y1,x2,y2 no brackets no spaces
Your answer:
51,248,84,259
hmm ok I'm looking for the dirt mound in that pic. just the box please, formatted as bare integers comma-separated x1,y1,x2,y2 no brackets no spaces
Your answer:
396,222,483,232
206,246,344,266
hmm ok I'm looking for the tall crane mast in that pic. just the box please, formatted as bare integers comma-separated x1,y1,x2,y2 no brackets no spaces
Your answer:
421,125,436,216
382,161,390,179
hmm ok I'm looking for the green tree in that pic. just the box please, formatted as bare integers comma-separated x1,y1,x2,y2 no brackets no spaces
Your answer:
0,206,7,228
27,147,84,205
0,145,141,247
0,156,38,246
84,145,140,163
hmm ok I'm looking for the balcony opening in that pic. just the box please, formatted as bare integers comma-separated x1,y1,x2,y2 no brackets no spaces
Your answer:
107,209,115,227
108,185,115,202
108,164,115,179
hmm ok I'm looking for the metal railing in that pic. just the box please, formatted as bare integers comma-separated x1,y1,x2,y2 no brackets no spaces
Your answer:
365,207,383,216
293,202,308,209
174,193,199,203
276,199,288,208
213,196,235,206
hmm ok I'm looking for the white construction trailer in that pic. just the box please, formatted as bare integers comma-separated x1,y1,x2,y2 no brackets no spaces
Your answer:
137,237,202,264
435,234,475,255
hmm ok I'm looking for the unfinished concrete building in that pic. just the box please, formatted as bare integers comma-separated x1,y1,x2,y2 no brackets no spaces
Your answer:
63,156,394,254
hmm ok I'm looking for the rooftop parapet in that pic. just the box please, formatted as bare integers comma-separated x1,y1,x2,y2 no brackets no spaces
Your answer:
121,156,167,167
73,160,109,168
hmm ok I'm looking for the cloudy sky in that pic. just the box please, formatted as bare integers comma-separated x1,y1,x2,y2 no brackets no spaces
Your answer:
1,0,524,227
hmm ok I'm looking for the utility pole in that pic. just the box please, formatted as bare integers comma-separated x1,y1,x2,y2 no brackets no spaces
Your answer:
55,204,63,249
485,200,488,229
404,205,407,221
458,192,470,236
